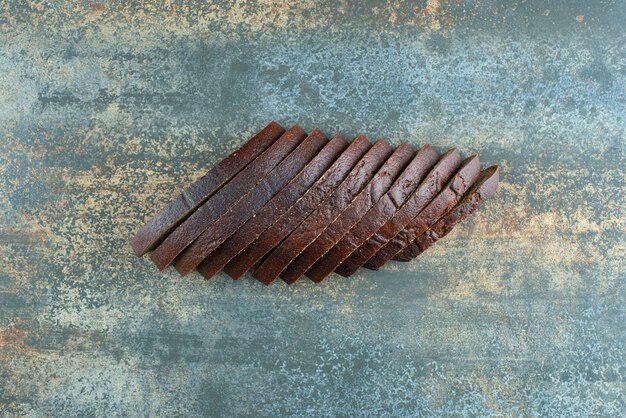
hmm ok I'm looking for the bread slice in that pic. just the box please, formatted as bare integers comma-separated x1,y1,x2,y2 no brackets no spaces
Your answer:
253,140,394,285
195,135,348,280
130,121,285,256
396,165,499,260
364,154,481,269
172,129,328,275
222,135,371,280
279,144,416,283
149,125,306,270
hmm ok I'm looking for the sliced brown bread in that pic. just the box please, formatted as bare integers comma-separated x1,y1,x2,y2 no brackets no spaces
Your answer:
222,135,371,280
329,148,462,279
172,129,329,276
253,140,394,285
130,121,285,256
278,144,416,283
195,135,348,280
149,125,306,270
364,154,481,270
396,165,499,260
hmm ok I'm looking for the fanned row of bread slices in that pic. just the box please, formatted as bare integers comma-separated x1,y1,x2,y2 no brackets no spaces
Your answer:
132,121,499,285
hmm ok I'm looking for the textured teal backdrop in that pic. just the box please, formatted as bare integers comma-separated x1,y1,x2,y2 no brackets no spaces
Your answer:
1,1,624,416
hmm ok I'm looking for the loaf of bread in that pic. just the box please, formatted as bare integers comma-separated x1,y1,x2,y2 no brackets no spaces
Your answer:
132,122,500,284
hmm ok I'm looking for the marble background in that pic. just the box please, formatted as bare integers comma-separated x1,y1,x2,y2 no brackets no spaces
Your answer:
1,1,624,416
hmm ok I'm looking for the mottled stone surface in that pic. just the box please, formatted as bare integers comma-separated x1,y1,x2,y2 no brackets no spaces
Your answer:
1,1,624,416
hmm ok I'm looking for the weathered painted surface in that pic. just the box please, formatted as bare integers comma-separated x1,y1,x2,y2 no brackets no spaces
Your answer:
1,1,624,416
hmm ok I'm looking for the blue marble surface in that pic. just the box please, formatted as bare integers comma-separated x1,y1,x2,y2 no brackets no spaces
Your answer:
0,1,624,416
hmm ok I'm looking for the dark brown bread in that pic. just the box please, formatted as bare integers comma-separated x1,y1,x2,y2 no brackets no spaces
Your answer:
254,140,394,285
333,149,462,278
396,166,499,260
364,154,481,270
172,129,329,276
195,135,348,280
130,121,285,256
149,125,306,270
279,144,416,284
222,135,371,280
322,149,462,280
